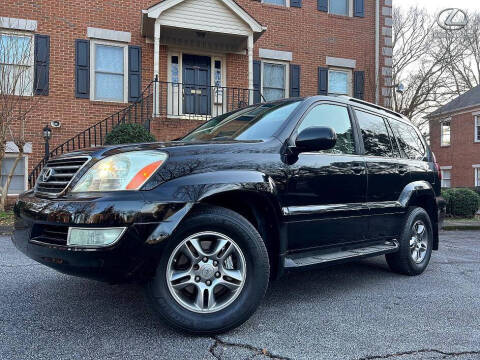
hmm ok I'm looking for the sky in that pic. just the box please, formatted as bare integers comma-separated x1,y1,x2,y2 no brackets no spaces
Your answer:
396,0,480,13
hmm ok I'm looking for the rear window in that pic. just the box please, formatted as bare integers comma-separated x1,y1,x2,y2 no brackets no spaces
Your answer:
388,118,426,160
355,110,394,157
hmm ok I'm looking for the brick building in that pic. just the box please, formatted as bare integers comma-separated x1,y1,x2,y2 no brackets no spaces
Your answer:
428,85,480,188
0,0,392,195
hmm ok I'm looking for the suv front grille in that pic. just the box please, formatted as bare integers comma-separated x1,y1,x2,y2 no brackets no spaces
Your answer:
31,224,69,246
36,156,90,195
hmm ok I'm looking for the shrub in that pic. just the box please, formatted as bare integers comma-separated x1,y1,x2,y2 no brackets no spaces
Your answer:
104,123,156,145
441,188,480,218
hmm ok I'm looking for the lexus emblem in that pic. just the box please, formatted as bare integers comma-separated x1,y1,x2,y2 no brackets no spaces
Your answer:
437,8,468,30
42,168,54,182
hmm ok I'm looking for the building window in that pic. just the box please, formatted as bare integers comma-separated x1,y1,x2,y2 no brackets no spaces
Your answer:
0,155,27,195
440,167,452,188
440,120,451,146
0,32,34,96
262,0,288,6
262,61,288,102
475,116,480,142
329,0,349,15
328,68,351,95
91,42,127,102
171,56,179,84
474,166,480,187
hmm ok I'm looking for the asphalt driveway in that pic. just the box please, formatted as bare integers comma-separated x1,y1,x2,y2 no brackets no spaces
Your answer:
1,231,479,360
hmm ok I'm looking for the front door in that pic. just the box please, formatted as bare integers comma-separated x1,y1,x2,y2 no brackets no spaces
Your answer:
183,54,211,115
283,102,368,251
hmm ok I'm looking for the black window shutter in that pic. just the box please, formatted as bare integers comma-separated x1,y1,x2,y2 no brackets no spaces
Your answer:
290,0,302,8
354,71,365,99
289,64,300,97
317,0,328,12
128,46,142,102
34,34,50,96
354,0,365,17
253,60,262,104
318,67,328,95
75,39,90,99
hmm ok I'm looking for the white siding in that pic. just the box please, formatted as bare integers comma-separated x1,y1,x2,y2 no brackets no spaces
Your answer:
160,0,250,36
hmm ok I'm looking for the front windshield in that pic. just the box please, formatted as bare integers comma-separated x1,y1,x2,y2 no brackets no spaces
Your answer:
181,100,301,142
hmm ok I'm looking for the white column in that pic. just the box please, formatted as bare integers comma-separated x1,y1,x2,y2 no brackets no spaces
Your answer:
153,21,161,116
248,34,254,105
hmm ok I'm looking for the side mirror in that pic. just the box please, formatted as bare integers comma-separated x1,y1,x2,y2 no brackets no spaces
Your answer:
295,126,337,153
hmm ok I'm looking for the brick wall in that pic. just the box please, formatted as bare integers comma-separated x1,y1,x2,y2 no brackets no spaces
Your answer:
429,108,480,187
0,0,387,178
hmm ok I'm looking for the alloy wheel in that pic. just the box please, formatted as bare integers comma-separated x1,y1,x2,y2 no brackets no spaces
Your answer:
409,220,428,264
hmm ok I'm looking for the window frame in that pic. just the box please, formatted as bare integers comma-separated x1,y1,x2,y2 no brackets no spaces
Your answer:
328,0,354,17
440,118,451,147
440,166,452,188
261,60,289,102
328,67,352,96
475,115,480,143
262,0,290,7
0,29,35,96
0,153,28,195
90,39,129,103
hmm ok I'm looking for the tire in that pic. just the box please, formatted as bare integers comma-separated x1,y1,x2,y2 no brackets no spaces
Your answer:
146,205,270,334
386,207,433,276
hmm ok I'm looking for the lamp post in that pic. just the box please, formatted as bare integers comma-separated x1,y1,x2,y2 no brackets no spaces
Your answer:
43,125,52,160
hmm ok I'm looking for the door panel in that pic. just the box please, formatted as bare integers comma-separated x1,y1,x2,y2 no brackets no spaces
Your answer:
182,54,211,115
283,103,368,251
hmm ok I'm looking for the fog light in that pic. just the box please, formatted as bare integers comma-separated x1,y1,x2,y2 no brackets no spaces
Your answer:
67,228,126,247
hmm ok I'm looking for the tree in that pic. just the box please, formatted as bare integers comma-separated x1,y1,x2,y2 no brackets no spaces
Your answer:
0,29,43,210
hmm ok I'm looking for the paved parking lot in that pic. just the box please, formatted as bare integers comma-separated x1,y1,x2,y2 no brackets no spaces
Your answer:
1,231,479,360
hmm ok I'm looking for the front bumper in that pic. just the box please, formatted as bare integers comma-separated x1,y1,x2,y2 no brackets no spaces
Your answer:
12,191,188,283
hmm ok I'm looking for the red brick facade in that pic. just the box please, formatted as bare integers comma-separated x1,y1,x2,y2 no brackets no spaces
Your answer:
429,108,480,188
0,0,391,180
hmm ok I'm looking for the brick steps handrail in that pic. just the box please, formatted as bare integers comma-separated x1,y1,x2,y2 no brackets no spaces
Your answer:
28,80,155,188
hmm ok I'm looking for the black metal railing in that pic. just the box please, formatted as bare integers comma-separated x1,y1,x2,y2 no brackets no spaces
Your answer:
28,80,155,188
155,81,265,120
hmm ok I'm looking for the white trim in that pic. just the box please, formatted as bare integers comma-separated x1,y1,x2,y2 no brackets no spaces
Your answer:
261,59,290,102
262,0,290,7
474,166,480,187
326,56,356,69
259,48,293,62
328,67,353,96
87,27,131,43
440,166,452,170
144,0,266,33
89,39,129,103
0,17,37,31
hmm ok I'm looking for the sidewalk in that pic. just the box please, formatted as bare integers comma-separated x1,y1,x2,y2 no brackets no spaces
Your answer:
442,219,480,231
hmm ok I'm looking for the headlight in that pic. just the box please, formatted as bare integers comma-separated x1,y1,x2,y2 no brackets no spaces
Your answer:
72,150,167,192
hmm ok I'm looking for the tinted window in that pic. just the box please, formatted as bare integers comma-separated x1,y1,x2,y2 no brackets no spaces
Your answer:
388,119,426,160
297,104,355,154
181,101,300,142
356,110,393,157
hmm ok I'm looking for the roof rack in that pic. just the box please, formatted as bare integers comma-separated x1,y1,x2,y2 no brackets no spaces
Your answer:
343,97,405,120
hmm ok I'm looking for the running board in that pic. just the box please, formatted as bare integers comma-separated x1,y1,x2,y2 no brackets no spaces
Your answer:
284,241,399,269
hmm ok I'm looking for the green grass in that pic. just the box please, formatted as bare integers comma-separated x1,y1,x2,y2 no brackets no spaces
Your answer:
0,211,14,226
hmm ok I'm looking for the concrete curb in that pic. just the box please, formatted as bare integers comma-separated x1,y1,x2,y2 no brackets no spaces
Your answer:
442,225,480,231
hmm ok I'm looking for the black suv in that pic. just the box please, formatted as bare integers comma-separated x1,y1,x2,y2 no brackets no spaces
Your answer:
13,96,445,334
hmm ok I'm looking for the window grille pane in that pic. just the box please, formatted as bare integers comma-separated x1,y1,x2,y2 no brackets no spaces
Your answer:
95,45,124,74
263,88,285,101
95,73,124,101
0,35,31,65
0,157,25,194
263,0,286,5
441,121,450,146
329,0,349,15
329,70,348,95
263,63,285,101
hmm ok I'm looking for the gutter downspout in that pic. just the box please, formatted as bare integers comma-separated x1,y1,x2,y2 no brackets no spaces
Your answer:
375,0,380,104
